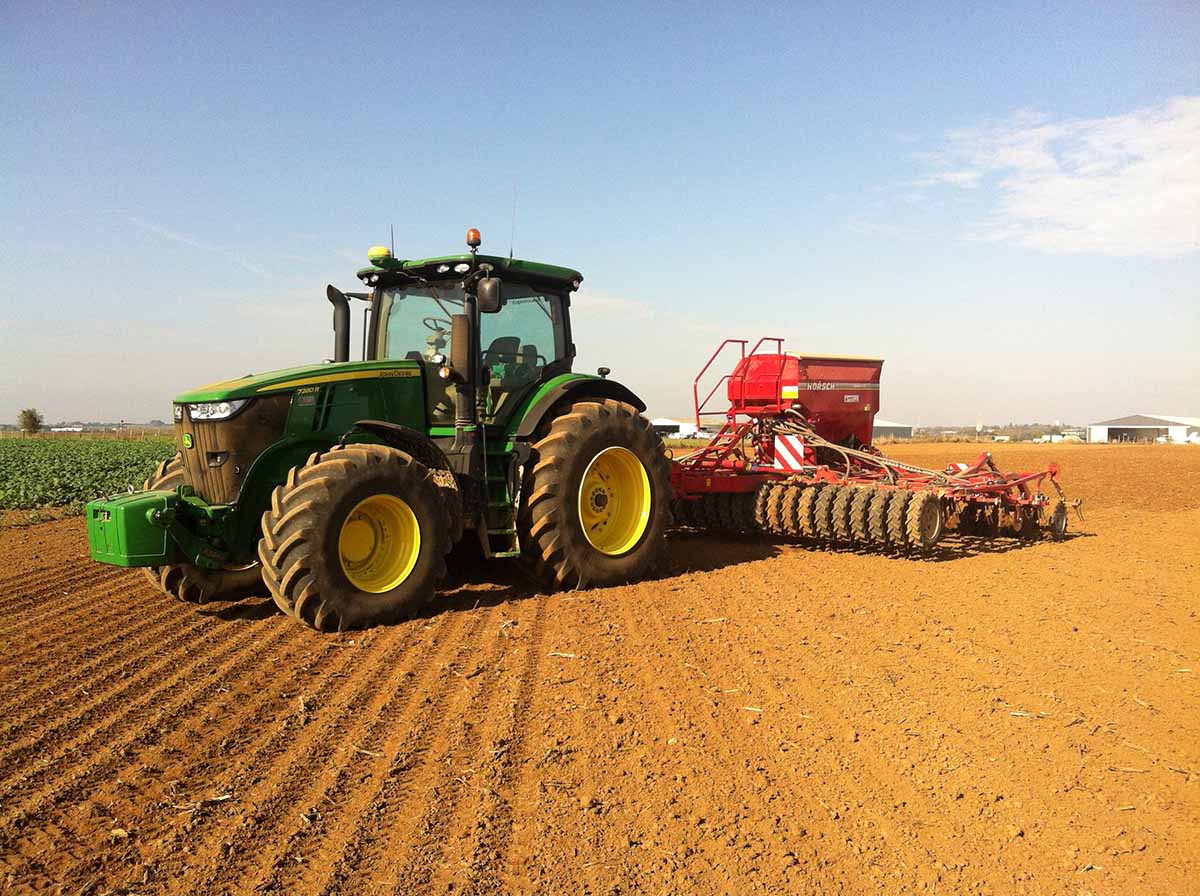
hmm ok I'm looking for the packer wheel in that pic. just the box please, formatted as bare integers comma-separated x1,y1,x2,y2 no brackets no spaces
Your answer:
887,490,914,548
814,486,838,541
849,486,873,543
796,485,821,539
866,488,892,545
831,486,855,542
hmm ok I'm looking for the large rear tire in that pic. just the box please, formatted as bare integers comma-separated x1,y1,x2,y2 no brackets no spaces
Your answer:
258,444,450,632
141,455,263,604
521,400,671,590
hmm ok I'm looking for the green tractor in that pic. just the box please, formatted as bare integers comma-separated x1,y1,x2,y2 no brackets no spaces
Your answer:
86,229,672,631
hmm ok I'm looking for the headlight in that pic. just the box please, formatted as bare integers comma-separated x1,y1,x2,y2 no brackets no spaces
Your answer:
173,404,183,422
188,399,250,420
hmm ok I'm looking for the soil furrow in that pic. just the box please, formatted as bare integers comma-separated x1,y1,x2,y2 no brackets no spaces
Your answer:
0,607,224,779
0,617,288,834
305,608,499,896
0,595,208,738
378,604,523,896
0,572,179,669
457,593,550,896
1,633,336,893
0,565,128,634
184,621,452,896
260,605,492,896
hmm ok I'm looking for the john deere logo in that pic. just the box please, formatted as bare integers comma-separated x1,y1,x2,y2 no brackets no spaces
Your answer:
182,433,194,449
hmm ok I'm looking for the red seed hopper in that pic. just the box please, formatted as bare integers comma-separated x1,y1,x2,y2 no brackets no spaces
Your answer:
672,338,1077,551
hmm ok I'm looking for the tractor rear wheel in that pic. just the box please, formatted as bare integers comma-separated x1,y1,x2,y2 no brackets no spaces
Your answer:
258,444,451,631
141,454,263,604
522,400,671,590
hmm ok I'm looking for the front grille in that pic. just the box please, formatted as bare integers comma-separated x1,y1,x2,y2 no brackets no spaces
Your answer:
175,395,291,504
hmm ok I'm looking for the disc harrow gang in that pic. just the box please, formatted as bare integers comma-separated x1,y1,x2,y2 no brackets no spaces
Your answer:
668,337,1080,557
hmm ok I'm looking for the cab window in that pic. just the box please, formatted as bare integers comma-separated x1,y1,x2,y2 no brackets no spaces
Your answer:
479,286,568,419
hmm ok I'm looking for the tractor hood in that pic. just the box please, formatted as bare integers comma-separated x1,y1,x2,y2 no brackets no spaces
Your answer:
175,360,422,403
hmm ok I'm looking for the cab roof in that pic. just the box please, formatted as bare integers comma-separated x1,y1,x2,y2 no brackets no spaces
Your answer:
357,253,583,291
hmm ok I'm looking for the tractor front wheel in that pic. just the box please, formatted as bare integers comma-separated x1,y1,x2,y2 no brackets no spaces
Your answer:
141,454,263,604
258,444,450,632
521,400,671,590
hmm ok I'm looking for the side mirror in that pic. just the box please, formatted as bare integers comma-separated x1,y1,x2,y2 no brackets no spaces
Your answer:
476,277,502,314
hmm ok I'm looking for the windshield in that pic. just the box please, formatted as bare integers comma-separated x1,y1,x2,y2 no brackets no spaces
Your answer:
374,280,571,425
375,283,466,362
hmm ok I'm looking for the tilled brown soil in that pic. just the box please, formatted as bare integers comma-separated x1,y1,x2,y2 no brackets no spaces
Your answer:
0,443,1197,895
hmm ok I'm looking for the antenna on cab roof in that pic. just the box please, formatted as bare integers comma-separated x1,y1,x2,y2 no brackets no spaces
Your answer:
509,179,517,261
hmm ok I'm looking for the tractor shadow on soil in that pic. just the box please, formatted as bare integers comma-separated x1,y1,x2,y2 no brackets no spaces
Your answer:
195,529,1091,626
433,533,783,613
199,597,286,622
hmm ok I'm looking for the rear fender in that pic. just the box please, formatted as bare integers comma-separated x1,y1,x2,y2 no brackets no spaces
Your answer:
510,375,646,440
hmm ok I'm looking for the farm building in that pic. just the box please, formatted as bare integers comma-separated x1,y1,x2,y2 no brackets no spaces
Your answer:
651,417,701,438
1087,415,1200,444
873,418,913,439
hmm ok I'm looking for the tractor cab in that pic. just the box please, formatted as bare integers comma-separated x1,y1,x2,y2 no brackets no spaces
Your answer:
355,235,583,429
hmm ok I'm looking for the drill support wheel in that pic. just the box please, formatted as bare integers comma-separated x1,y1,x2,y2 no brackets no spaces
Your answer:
831,485,854,542
905,491,944,551
753,484,773,532
764,483,789,535
1048,500,1069,540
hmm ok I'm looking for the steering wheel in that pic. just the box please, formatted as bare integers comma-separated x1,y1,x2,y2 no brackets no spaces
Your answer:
423,316,452,332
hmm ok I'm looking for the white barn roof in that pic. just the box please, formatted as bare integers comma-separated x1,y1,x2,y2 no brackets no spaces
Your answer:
1091,414,1199,428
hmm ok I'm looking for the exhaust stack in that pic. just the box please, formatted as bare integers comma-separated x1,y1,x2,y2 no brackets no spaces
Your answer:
326,285,350,363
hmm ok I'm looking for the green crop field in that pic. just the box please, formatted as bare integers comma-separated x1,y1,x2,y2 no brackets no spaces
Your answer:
0,437,177,511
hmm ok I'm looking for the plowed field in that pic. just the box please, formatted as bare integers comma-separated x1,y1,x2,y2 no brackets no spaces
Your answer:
1,444,1197,895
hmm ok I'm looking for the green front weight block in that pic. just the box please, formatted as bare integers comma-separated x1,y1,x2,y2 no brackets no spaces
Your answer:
86,490,182,568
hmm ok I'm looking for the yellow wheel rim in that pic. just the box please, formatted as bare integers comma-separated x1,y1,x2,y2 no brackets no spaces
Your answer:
578,446,652,556
338,494,421,593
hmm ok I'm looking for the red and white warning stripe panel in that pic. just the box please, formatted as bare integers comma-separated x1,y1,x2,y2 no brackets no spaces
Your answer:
773,435,807,471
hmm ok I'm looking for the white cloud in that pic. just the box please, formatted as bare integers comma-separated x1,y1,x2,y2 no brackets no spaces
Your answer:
130,216,269,275
924,96,1200,257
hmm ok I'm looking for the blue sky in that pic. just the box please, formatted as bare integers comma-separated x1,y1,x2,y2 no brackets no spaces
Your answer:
2,1,1197,425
